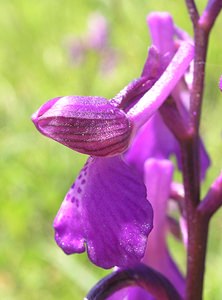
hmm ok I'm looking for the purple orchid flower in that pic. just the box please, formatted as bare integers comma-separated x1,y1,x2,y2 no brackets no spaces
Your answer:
32,11,194,272
142,159,185,296
31,95,133,157
106,12,210,299
68,12,109,60
67,12,118,74
125,12,209,178
54,156,153,269
106,126,187,298
106,160,183,300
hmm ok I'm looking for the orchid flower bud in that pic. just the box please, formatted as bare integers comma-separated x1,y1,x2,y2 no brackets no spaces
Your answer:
32,95,133,157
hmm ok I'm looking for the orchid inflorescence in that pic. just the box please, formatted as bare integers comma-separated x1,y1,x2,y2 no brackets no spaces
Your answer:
32,1,222,299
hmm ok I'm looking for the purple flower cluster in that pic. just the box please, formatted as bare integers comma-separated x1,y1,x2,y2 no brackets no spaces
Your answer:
67,12,118,74
32,12,211,298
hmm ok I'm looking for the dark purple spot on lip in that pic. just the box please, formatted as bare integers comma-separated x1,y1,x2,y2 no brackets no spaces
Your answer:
66,193,71,201
71,183,75,189
78,174,82,180
82,166,88,172
76,199,79,207
77,187,82,193
71,196,75,203
81,179,86,185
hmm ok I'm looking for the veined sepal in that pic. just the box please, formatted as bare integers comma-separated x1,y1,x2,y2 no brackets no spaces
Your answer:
32,95,133,157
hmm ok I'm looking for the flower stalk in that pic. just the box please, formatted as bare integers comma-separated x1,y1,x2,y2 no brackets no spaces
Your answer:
181,1,221,299
198,172,222,220
185,0,199,25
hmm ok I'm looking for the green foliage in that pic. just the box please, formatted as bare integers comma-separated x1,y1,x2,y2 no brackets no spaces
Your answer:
0,0,221,298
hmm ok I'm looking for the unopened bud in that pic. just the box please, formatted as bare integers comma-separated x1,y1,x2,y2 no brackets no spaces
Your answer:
32,96,133,157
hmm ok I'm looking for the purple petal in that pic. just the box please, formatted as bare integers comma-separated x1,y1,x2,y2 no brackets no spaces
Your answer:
112,47,163,113
54,156,153,269
32,96,132,157
92,264,182,300
125,112,210,180
142,159,185,297
125,113,179,174
107,286,154,300
147,13,175,59
174,25,193,43
127,41,194,129
112,76,156,112
141,46,162,78
112,46,161,111
32,97,61,127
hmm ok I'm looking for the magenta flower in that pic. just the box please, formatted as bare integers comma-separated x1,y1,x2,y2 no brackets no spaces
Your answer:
32,11,194,271
105,12,210,299
67,12,118,74
143,159,185,296
31,96,133,157
126,12,210,178
54,156,153,269
106,160,183,300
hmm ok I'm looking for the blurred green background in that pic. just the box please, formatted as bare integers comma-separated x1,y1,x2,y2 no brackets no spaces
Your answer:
0,0,221,299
